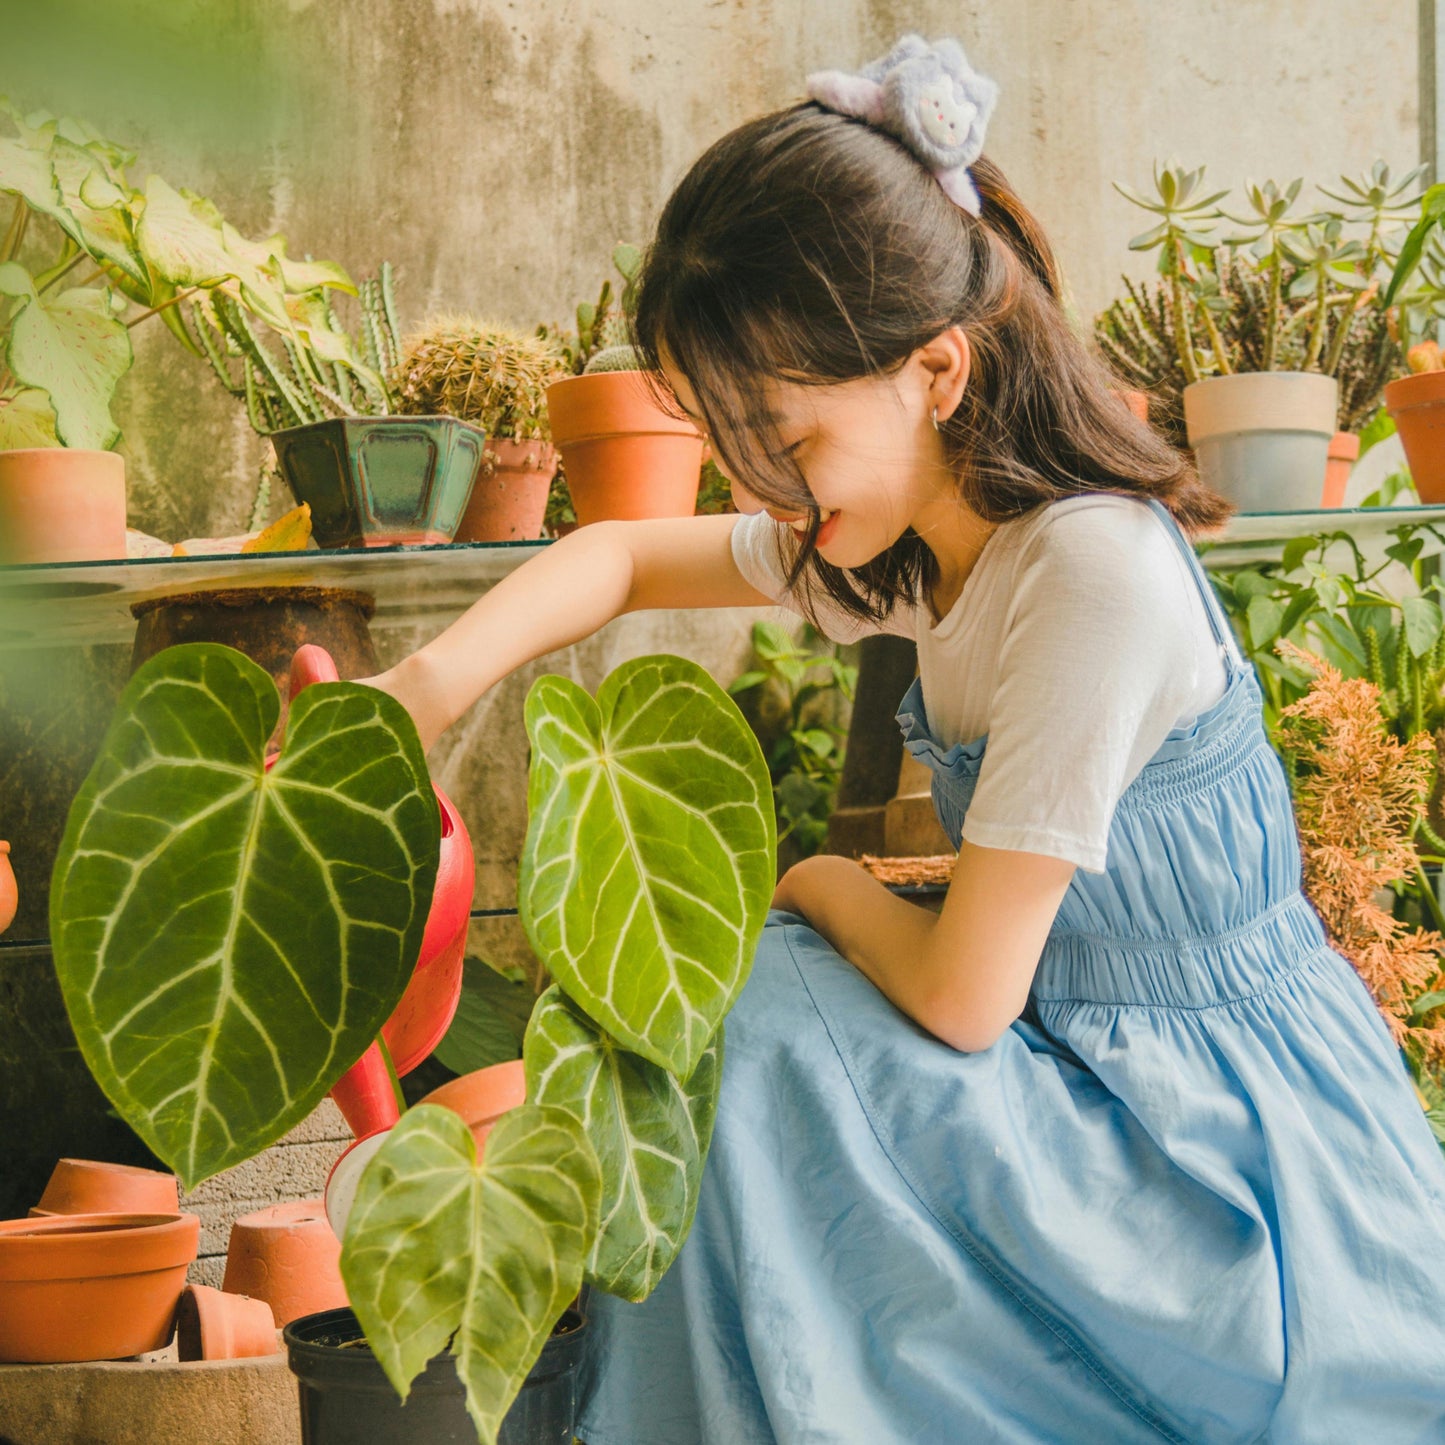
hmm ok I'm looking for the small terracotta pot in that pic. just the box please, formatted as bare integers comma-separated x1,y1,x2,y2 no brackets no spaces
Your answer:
34,1158,180,1218
0,448,127,564
0,840,15,936
454,439,557,542
0,1211,199,1364
222,1199,346,1329
176,1282,278,1361
546,372,703,525
1321,430,1361,508
421,1059,527,1153
1386,370,1445,503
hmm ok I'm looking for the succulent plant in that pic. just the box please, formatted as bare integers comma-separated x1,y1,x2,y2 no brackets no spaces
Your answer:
582,343,645,375
396,321,569,441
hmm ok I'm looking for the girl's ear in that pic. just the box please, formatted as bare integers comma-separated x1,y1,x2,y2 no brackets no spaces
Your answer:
918,325,971,423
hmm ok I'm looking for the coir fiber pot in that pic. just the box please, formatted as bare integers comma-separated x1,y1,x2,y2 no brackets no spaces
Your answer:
0,448,127,564
454,439,557,542
0,1212,199,1363
285,1306,586,1444
1183,371,1338,511
545,371,703,525
270,415,487,548
1386,370,1445,503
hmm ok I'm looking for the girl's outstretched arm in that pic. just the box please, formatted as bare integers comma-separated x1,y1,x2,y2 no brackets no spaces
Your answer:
365,514,775,750
774,843,1076,1052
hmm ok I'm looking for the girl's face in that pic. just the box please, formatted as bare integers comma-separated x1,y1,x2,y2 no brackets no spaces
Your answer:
663,335,968,572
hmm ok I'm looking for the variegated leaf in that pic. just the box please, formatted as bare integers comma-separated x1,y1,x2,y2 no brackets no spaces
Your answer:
519,655,774,1079
341,1103,600,1445
525,984,722,1300
50,643,438,1188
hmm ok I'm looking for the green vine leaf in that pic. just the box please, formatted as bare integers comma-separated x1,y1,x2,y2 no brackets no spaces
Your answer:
341,1103,600,1445
50,644,439,1188
519,655,775,1079
525,985,723,1300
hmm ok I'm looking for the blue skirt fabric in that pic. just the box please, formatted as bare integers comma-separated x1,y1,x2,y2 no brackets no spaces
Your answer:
578,503,1445,1444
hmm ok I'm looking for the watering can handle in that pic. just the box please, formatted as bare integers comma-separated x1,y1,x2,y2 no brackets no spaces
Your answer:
290,644,340,696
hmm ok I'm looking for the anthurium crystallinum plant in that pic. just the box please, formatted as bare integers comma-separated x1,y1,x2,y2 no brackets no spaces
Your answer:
50,642,775,1444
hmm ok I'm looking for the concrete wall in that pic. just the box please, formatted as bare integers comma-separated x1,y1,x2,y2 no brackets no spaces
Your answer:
75,0,1420,544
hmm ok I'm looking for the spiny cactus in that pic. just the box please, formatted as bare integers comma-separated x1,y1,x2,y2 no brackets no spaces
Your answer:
397,321,569,441
582,344,645,375
194,262,403,433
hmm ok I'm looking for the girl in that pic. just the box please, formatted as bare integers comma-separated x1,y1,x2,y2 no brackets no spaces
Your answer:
368,37,1445,1444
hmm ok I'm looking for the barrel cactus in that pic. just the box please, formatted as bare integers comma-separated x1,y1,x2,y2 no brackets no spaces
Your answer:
582,344,646,375
398,321,570,441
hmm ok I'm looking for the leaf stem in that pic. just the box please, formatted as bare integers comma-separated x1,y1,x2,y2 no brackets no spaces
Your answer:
126,285,202,330
0,197,27,265
376,1033,407,1117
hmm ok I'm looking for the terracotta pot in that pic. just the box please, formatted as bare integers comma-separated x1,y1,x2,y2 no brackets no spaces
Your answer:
35,1159,180,1218
545,372,703,525
1386,370,1445,503
0,448,127,565
0,839,15,936
176,1282,278,1361
454,439,556,542
222,1199,346,1329
1116,389,1150,424
420,1059,527,1152
0,1212,199,1363
1321,430,1361,509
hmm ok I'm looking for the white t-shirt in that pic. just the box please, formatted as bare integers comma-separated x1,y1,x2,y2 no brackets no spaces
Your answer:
731,494,1234,873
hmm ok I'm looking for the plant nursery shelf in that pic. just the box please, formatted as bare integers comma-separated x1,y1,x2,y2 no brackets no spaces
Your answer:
5,505,1445,651
0,538,552,651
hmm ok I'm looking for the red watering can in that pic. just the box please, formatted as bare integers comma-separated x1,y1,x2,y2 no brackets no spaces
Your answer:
273,645,474,1147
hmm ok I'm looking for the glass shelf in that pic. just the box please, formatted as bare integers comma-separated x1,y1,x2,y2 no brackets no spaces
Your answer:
0,538,551,650
6,504,1445,650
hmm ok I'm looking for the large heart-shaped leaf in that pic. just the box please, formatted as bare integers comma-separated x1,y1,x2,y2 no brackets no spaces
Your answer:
341,1103,600,1445
519,655,774,1079
0,134,66,229
135,175,250,291
6,286,132,449
525,985,722,1300
50,644,439,1188
0,387,58,448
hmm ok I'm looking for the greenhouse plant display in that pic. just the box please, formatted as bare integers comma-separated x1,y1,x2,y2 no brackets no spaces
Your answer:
1098,161,1422,510
47,642,775,1443
0,103,354,563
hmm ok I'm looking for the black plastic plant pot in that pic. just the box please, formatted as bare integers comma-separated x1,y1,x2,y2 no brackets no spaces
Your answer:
284,1305,587,1445
270,415,488,549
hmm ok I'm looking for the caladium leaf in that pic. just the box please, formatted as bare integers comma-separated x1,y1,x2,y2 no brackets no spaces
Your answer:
6,286,132,449
0,387,59,448
50,643,439,1188
525,984,723,1300
0,134,66,229
341,1103,600,1445
519,655,774,1079
136,175,250,291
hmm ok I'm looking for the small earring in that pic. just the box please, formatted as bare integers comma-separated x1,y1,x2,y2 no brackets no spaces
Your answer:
931,407,941,433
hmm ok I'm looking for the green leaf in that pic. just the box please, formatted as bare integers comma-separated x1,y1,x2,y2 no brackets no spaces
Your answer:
0,387,59,448
750,620,795,661
48,135,148,290
431,959,534,1074
1231,570,1275,605
1387,537,1426,570
1402,596,1443,658
1281,537,1315,574
0,134,67,230
1410,989,1445,1020
1246,595,1284,649
0,261,34,298
341,1103,600,1445
525,985,722,1299
50,644,440,1188
726,670,768,695
1358,406,1396,459
519,655,775,1078
135,176,246,290
6,287,132,449
1386,184,1445,305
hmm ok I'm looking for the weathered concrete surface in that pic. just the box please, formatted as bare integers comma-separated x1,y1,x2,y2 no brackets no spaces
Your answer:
0,1348,299,1445
12,0,1405,546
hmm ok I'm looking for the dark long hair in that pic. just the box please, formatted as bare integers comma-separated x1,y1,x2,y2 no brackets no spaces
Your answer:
631,103,1231,626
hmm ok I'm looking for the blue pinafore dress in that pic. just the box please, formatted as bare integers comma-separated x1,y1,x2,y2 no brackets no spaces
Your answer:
578,500,1445,1445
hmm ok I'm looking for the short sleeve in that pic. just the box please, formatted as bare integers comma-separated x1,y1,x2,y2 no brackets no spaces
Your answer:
960,501,1226,873
730,509,915,644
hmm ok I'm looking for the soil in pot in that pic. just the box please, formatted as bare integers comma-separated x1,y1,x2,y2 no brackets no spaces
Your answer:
285,1305,586,1445
454,440,557,542
0,448,127,565
0,1211,199,1363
